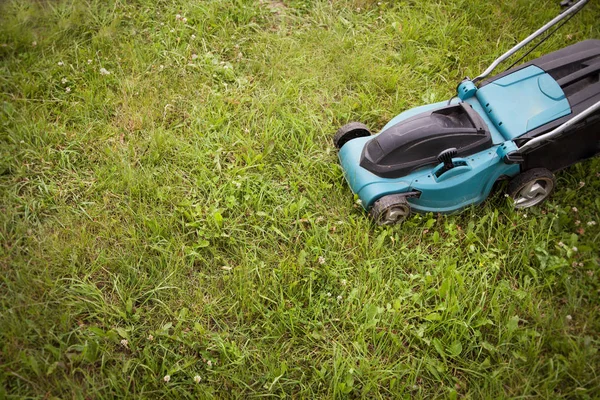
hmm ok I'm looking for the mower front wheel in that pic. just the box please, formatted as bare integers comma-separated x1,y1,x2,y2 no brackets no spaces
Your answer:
333,122,371,150
370,194,411,225
507,168,555,209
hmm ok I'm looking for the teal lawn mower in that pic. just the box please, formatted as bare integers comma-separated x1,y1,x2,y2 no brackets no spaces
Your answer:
334,0,600,225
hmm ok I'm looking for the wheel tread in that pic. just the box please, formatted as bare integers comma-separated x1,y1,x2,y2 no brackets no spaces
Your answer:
507,168,555,209
333,122,371,149
370,194,411,225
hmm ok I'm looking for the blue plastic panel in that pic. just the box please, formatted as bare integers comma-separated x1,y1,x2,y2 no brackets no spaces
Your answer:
475,65,571,140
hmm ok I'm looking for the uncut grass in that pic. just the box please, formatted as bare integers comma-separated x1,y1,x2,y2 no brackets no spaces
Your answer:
1,0,599,398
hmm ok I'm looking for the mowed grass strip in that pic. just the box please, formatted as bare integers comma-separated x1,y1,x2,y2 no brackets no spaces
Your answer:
1,0,599,398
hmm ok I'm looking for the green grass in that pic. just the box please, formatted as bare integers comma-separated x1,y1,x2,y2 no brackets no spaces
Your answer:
1,0,599,398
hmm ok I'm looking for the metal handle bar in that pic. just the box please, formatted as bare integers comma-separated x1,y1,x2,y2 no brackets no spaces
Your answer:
518,100,600,153
473,0,589,84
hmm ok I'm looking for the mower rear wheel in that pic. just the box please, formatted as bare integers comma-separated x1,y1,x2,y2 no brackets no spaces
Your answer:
370,194,411,225
333,122,371,149
507,168,555,209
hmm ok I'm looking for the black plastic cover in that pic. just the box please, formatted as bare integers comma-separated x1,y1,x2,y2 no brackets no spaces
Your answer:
360,103,491,178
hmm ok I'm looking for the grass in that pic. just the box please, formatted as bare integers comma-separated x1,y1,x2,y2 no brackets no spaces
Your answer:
1,0,599,398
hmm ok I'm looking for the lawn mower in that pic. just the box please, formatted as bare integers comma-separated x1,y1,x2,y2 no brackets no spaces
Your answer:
334,0,600,225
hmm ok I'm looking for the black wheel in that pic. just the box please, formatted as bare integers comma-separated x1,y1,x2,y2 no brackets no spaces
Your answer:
333,122,371,149
507,168,555,209
370,194,411,225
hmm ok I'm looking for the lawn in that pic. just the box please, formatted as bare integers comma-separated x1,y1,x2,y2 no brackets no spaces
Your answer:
1,0,599,398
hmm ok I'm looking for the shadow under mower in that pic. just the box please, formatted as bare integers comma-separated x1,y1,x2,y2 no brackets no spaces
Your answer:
334,0,600,225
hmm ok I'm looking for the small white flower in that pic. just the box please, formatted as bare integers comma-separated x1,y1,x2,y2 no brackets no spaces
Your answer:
587,221,597,226
318,256,326,265
161,22,165,26
191,34,196,39
182,17,187,23
58,61,64,66
148,334,154,341
340,279,347,286
572,207,578,212
32,41,37,46
120,339,128,347
163,375,171,382
87,59,92,64
572,246,578,252
566,315,572,321
194,375,202,383
159,65,164,71
99,67,110,75
61,78,67,84
176,14,182,20
65,87,71,93
575,220,581,226
326,292,332,297
336,295,342,301
558,241,564,247
207,360,212,367
579,181,585,188
170,29,175,33
523,213,527,218
191,53,198,60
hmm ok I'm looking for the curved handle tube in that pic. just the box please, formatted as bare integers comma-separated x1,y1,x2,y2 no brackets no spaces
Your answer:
518,100,600,153
473,0,589,84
